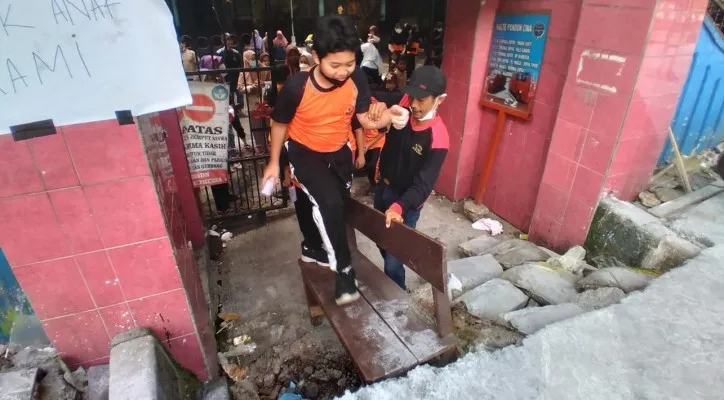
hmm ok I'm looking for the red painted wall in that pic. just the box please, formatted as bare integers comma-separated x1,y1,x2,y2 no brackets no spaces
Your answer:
473,0,583,230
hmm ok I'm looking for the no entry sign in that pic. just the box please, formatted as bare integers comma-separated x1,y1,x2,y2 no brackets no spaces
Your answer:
180,83,230,187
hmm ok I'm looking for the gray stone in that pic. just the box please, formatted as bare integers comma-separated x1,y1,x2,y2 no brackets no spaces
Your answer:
526,298,541,308
262,374,276,389
458,234,503,257
202,378,230,400
458,279,529,323
665,192,724,248
303,366,314,376
11,346,58,370
448,254,504,298
638,191,661,207
547,246,587,274
576,267,652,293
0,367,39,400
87,365,109,400
573,287,626,311
304,382,319,398
109,328,199,400
487,239,551,269
503,304,585,335
585,197,701,271
653,187,683,203
649,184,723,218
463,200,490,222
501,264,576,305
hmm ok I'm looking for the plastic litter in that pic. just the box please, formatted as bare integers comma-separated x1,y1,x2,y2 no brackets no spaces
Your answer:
472,218,504,235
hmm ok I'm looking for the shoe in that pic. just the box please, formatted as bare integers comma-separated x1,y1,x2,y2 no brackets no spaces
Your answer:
335,268,360,305
300,244,330,267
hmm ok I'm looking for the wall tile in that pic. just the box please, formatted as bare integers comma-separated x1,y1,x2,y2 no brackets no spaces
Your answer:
549,119,585,161
0,137,44,198
107,239,182,300
529,211,562,248
63,121,149,185
559,198,596,246
26,133,79,190
589,93,630,138
0,193,70,266
570,165,605,207
42,310,110,365
542,152,578,192
129,289,195,341
13,258,95,320
557,83,596,127
49,188,104,254
85,176,167,247
578,130,616,174
609,138,641,176
535,183,570,222
99,303,136,339
75,251,124,307
164,334,208,380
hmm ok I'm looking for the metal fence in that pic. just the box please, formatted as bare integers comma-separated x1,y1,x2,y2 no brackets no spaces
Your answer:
185,67,289,223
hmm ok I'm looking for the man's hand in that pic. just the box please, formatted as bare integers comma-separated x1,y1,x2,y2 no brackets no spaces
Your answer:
261,162,280,190
355,152,366,169
385,207,404,228
389,105,410,130
368,101,388,123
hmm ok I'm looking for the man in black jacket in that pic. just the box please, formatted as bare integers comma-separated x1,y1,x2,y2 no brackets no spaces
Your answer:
374,66,449,289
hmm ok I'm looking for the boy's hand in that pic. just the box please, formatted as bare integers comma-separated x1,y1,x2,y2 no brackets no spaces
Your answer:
355,152,366,169
385,208,404,228
261,162,279,189
368,101,388,122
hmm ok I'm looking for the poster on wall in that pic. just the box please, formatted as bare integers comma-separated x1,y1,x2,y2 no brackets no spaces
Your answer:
0,0,191,134
481,13,550,119
180,82,230,188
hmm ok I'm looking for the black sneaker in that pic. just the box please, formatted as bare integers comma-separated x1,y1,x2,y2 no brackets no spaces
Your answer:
335,268,360,305
300,244,330,267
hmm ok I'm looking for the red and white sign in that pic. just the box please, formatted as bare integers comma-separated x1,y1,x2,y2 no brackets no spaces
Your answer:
180,82,230,188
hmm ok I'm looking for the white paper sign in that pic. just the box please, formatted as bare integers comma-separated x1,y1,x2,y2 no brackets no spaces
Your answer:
0,0,192,134
180,82,230,188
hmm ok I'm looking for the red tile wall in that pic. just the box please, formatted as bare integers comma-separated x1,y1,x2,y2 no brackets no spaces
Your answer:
529,0,706,250
470,0,584,230
0,118,211,379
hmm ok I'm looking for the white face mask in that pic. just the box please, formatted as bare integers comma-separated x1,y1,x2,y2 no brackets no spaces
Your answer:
300,63,310,69
395,28,403,34
416,94,446,122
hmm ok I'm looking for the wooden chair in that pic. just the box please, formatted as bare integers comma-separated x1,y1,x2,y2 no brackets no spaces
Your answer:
298,198,457,383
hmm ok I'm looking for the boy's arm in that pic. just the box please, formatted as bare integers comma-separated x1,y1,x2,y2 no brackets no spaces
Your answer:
351,68,392,130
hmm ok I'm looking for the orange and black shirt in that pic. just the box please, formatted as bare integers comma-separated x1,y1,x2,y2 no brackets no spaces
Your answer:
270,66,371,153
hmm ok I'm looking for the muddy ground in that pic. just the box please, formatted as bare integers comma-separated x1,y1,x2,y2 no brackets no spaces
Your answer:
214,179,522,399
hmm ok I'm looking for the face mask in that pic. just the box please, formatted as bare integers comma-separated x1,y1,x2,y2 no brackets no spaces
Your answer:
300,63,310,69
395,28,402,34
321,68,349,87
416,94,446,122
248,61,258,68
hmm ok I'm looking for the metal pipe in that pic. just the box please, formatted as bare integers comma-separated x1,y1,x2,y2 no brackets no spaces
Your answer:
290,0,296,45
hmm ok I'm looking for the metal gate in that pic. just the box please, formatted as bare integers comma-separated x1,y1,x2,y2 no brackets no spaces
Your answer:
185,64,288,223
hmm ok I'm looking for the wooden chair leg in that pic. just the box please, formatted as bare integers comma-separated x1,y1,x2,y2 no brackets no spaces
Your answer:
304,280,325,326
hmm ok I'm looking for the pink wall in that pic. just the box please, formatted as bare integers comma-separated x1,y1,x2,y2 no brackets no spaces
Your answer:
529,0,707,250
0,118,213,379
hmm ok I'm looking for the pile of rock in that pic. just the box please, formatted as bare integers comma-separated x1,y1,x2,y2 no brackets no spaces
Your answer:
451,236,659,337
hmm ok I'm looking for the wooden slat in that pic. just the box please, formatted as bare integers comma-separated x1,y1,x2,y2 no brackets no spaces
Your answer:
352,250,457,363
299,261,418,383
346,199,447,292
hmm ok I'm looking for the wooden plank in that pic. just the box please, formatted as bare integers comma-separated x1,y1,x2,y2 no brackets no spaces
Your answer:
351,250,457,364
648,184,724,218
299,261,418,383
347,199,447,292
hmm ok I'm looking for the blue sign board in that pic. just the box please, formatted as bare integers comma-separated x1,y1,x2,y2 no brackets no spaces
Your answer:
483,13,550,117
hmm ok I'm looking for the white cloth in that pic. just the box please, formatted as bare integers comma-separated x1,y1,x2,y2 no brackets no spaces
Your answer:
360,42,382,71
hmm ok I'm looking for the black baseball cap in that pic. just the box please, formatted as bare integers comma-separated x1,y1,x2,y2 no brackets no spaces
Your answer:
402,66,447,99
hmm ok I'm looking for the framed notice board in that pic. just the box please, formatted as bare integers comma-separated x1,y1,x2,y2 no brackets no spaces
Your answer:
481,13,551,119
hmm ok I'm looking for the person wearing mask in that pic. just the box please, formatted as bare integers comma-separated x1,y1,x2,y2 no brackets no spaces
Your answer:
405,24,421,76
285,45,301,75
217,35,244,107
180,35,198,81
360,38,383,87
388,22,407,63
261,15,402,305
367,25,380,46
374,66,449,289
299,54,314,70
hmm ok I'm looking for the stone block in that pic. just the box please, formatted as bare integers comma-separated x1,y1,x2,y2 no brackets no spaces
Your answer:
487,239,551,269
576,267,652,293
458,279,529,324
448,254,503,298
585,197,701,270
463,200,490,222
503,304,585,335
0,368,39,400
458,234,503,257
501,264,576,305
573,287,626,311
87,365,109,400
